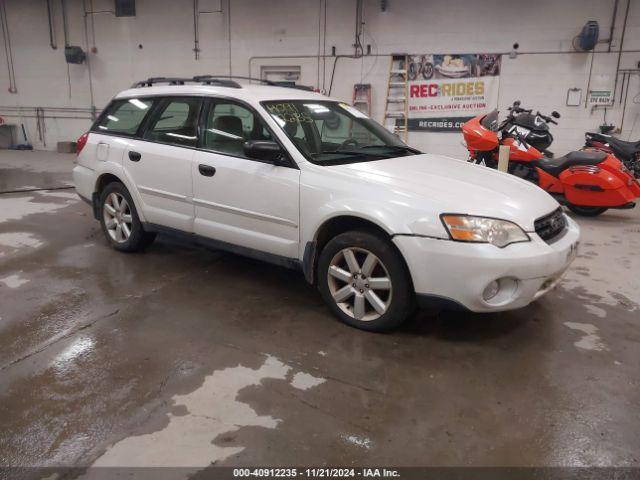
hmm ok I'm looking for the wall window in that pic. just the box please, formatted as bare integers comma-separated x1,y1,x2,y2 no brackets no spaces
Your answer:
95,98,154,135
203,101,273,158
143,97,201,147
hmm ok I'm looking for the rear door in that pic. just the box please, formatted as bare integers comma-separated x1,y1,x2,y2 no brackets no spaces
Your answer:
192,98,300,258
123,96,202,232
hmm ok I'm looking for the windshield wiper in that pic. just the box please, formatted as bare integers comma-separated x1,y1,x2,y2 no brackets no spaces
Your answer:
358,145,421,154
312,150,390,158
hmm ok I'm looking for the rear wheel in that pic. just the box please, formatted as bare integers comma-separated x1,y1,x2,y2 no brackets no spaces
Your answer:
567,204,608,217
99,182,156,252
317,231,413,332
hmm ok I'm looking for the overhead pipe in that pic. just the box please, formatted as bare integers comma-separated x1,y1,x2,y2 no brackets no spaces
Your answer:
354,0,364,57
60,0,69,47
0,1,17,93
607,0,619,52
193,0,200,60
227,0,232,75
0,105,95,112
192,0,222,61
82,0,96,118
46,0,57,49
0,113,93,120
611,0,630,103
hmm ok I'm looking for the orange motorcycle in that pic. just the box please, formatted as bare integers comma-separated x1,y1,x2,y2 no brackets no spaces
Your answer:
461,101,640,216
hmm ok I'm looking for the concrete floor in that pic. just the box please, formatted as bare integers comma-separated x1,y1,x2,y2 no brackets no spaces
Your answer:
0,151,639,472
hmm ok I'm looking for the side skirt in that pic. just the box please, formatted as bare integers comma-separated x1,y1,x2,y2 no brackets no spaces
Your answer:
142,222,303,272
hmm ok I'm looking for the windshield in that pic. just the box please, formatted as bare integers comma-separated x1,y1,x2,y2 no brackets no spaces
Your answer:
261,100,420,165
480,109,499,131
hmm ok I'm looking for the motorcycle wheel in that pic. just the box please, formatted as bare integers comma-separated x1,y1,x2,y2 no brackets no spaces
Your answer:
567,204,608,217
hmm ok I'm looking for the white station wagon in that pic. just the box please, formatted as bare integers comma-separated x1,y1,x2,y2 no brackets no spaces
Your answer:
74,76,580,331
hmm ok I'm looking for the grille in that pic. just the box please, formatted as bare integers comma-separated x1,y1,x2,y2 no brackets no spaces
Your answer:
535,208,567,243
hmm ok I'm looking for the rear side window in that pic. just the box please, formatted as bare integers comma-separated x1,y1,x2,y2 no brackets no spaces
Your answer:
95,98,154,135
143,97,201,147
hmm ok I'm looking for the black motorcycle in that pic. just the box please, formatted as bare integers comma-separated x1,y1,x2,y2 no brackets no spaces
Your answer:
502,101,560,157
584,129,640,178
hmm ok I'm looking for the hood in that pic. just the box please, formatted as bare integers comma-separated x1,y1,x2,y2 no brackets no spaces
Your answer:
331,153,559,231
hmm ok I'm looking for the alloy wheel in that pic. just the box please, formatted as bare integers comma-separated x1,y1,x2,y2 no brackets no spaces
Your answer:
103,192,133,243
327,247,393,321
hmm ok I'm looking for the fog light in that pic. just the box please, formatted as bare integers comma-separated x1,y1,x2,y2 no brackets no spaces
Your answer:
483,280,500,301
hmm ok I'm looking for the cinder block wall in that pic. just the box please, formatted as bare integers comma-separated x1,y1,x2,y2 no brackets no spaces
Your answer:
0,0,638,158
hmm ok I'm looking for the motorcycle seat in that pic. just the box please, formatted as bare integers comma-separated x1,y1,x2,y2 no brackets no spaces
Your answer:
536,150,607,177
605,137,640,161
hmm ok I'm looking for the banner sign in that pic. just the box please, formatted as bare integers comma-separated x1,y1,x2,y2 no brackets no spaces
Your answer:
403,53,501,132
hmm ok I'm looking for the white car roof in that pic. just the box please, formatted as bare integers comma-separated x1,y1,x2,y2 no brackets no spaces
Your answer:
115,83,332,104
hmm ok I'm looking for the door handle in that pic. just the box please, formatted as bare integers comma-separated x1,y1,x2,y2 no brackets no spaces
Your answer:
128,151,141,162
198,164,216,177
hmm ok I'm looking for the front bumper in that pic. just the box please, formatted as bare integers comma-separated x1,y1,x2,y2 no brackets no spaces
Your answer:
393,215,580,312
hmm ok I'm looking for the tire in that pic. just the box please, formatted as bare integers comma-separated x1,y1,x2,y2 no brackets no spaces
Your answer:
99,182,156,252
317,230,413,332
567,204,608,217
421,62,434,80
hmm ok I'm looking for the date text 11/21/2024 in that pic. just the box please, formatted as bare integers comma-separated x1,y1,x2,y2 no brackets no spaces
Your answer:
232,468,401,478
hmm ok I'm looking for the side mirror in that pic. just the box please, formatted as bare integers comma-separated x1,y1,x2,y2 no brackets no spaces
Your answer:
551,111,560,119
243,140,286,165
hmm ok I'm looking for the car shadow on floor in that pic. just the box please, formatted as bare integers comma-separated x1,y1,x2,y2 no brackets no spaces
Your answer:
145,236,536,344
401,306,536,342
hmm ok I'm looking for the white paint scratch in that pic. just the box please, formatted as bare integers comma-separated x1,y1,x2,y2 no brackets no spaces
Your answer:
0,232,43,251
562,233,640,310
92,355,293,468
0,273,29,289
0,195,74,223
584,304,607,318
41,190,80,201
341,434,373,449
564,322,608,351
290,371,326,391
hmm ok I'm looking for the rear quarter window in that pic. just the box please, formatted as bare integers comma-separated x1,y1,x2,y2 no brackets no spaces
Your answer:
94,98,155,135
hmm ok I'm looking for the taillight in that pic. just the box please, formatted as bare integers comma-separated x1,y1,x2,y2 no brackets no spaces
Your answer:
76,132,89,155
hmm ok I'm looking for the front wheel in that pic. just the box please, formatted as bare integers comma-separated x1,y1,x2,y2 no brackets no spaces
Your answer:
317,231,413,332
567,204,608,217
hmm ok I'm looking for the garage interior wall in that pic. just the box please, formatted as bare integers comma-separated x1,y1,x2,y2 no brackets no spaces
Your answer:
1,0,639,158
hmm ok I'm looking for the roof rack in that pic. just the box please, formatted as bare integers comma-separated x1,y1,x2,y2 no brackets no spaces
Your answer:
269,81,316,91
132,75,276,89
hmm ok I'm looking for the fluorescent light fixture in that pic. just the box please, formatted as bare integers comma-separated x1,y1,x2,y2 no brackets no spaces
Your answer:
98,125,108,130
107,115,119,122
128,98,149,110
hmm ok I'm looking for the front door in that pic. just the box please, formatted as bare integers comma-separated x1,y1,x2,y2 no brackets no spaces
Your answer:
192,99,300,258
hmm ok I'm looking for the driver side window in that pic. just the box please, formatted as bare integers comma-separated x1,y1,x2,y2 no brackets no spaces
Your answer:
203,101,273,158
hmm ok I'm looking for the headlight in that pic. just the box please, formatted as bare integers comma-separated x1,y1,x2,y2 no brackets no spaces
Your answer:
440,214,530,248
